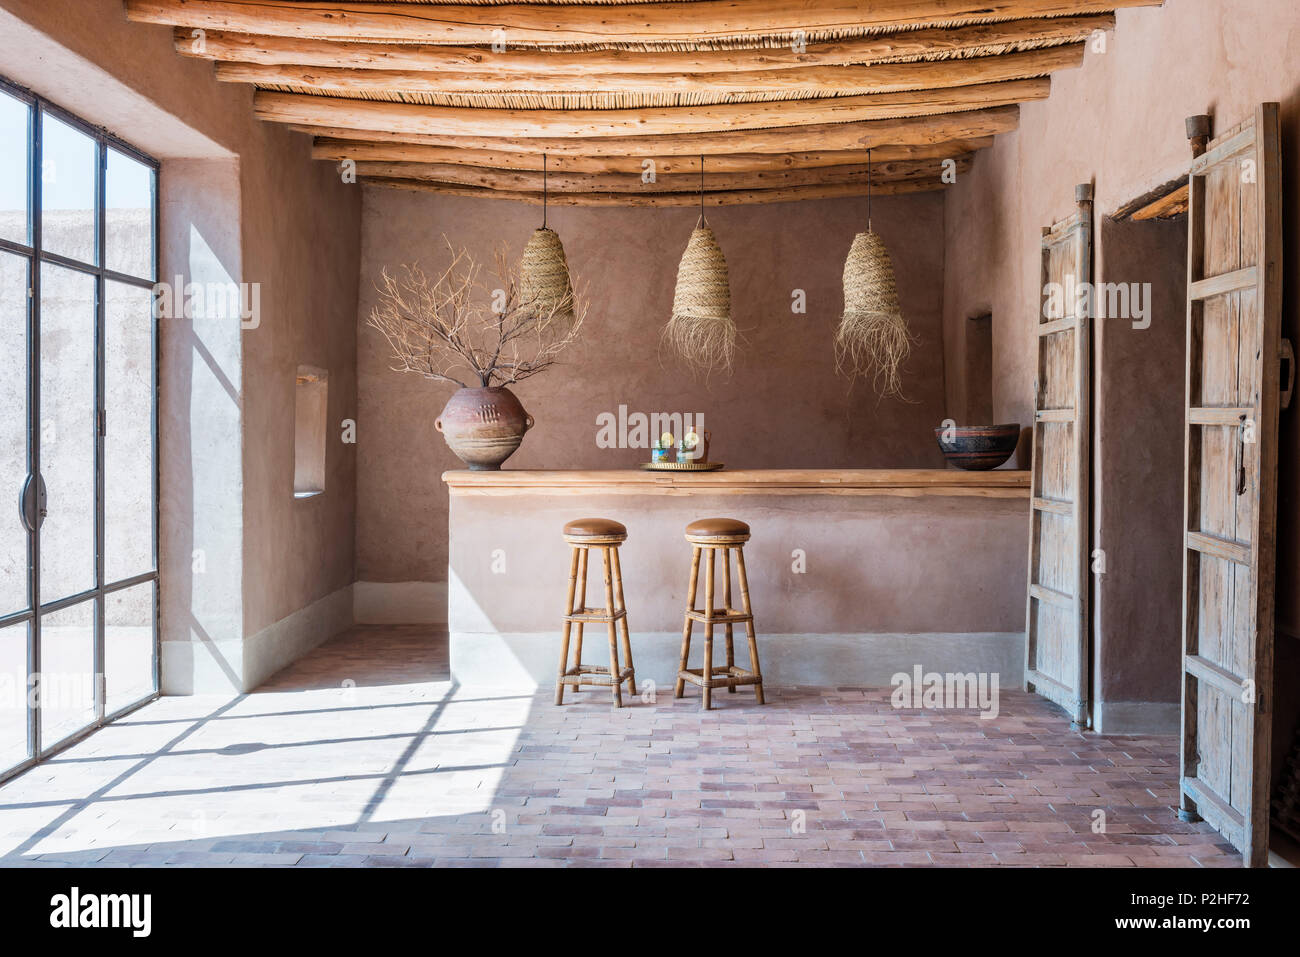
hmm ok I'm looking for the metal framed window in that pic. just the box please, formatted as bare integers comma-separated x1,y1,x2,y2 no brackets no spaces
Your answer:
0,74,160,785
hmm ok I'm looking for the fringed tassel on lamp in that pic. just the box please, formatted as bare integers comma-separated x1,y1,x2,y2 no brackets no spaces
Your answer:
836,150,915,398
518,154,576,328
666,156,735,375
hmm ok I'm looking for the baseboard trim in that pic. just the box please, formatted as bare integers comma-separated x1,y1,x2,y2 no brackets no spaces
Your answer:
354,580,447,625
1092,700,1180,735
159,636,246,697
161,583,355,694
242,583,355,691
450,630,1025,691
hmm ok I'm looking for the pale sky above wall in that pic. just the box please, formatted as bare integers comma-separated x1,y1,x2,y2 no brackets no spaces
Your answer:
0,86,152,217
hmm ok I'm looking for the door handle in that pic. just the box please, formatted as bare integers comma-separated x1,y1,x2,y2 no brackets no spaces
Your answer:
19,473,46,533
1236,416,1249,497
1281,338,1295,411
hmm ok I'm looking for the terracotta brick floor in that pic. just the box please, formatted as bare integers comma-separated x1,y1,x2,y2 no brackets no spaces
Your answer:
0,625,1234,867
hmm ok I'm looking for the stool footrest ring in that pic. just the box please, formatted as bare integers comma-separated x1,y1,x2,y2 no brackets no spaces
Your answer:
685,609,752,625
677,666,762,689
564,608,626,623
559,665,635,688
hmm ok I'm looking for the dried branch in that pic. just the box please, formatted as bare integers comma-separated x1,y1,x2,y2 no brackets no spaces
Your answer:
366,237,586,389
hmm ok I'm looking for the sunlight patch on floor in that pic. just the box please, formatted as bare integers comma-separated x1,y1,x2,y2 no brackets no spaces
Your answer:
0,678,529,858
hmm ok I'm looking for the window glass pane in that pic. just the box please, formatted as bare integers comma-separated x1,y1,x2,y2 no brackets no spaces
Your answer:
0,91,30,247
105,582,154,714
39,112,97,265
0,252,29,618
105,281,154,583
38,262,96,604
39,600,95,748
0,620,28,773
105,148,154,279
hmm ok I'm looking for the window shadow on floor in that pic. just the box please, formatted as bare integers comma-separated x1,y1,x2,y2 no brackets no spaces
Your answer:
0,626,1238,868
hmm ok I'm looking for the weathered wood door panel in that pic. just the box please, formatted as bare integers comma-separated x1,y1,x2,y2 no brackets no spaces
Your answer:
1180,104,1282,867
1025,184,1093,727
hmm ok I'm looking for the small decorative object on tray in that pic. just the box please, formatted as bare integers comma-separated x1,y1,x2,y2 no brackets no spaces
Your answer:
677,429,711,464
643,428,722,471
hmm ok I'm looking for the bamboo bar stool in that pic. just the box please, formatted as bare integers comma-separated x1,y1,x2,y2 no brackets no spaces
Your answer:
555,518,636,708
675,518,764,710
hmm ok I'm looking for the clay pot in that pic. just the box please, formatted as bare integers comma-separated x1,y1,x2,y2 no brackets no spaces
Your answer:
435,386,534,470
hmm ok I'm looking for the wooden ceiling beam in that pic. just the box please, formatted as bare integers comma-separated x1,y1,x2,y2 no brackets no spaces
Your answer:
173,16,1114,74
127,0,1159,46
216,43,1083,97
310,137,996,173
253,79,1046,138
363,176,952,207
1112,174,1191,222
349,154,974,193
1131,184,1189,220
287,105,1022,155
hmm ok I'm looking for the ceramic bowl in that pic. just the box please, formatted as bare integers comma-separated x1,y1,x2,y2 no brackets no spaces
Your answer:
934,423,1021,471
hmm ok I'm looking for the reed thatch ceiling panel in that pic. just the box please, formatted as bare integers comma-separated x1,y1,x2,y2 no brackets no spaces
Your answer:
350,152,973,191
369,175,953,205
126,1,1157,45
309,136,996,171
172,14,1114,61
216,43,1084,103
123,0,1159,203
253,80,1048,136
284,105,1022,155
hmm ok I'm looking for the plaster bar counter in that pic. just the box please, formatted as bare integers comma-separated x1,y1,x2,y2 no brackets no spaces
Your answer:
445,469,1031,691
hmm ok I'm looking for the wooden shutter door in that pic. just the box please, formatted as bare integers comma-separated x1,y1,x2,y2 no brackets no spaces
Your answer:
1025,184,1093,728
1180,104,1282,867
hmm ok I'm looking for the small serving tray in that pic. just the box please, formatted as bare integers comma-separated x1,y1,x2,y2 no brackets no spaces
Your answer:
640,461,726,472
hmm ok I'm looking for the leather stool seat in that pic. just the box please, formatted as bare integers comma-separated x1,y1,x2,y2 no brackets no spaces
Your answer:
563,517,628,542
685,517,750,543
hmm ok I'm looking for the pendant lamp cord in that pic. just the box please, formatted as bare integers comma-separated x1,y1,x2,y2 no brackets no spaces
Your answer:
699,153,705,224
867,148,873,232
542,153,548,229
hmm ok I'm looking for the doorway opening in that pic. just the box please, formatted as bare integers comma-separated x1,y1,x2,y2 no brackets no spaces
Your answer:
1091,213,1188,734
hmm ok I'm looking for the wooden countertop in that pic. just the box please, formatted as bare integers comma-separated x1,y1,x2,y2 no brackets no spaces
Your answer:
444,468,1031,497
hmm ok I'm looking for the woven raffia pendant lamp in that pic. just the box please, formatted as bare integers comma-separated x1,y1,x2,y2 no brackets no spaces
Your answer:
518,154,576,327
666,155,734,375
837,149,914,398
